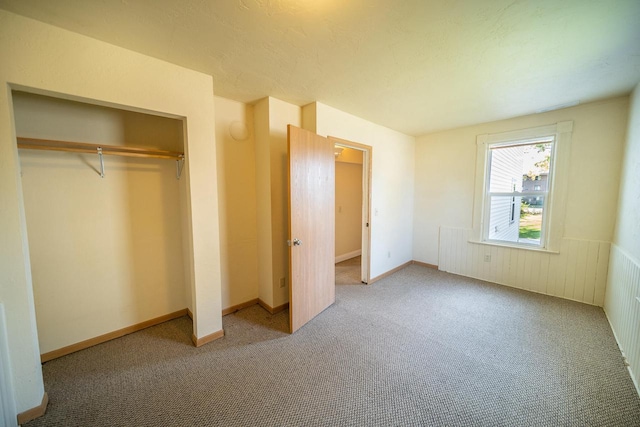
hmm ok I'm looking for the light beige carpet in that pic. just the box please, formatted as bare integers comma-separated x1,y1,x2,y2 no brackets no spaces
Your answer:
26,265,640,426
335,255,362,285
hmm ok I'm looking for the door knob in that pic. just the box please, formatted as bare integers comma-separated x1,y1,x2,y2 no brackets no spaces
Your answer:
287,238,302,247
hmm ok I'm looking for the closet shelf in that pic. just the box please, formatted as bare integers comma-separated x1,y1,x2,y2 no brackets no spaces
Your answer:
17,137,184,160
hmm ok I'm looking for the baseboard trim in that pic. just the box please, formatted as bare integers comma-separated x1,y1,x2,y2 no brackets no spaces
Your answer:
17,392,48,425
191,329,224,347
222,298,260,316
368,261,412,284
258,299,289,314
187,308,193,319
335,249,362,264
40,309,188,362
412,260,438,269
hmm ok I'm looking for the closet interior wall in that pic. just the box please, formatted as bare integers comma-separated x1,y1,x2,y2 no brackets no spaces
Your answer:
13,91,189,356
335,147,363,262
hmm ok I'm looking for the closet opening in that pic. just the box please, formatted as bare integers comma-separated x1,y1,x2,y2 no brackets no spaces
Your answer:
13,90,193,362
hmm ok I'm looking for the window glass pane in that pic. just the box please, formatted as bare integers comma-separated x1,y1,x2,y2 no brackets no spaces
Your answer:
488,196,521,242
489,145,524,193
488,195,545,245
519,197,544,245
490,143,552,193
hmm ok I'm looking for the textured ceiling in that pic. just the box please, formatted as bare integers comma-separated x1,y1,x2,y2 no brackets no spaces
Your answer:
1,0,639,135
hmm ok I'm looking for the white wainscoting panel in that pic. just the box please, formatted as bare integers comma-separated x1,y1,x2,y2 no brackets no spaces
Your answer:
438,227,610,306
0,303,18,427
604,244,640,394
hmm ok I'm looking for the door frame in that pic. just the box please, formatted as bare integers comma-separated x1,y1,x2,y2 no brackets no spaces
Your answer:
328,136,372,284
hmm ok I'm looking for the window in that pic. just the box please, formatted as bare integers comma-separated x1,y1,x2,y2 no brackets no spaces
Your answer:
485,139,553,246
472,122,573,252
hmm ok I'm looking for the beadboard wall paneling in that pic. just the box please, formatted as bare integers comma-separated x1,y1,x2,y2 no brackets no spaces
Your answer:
604,244,640,394
438,226,610,306
0,303,17,426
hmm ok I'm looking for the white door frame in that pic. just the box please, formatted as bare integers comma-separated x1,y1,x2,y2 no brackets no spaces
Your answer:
329,136,372,284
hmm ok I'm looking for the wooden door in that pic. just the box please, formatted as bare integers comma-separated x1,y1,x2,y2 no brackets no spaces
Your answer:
288,125,335,333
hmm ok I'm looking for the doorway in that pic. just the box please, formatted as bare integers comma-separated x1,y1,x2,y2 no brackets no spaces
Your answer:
286,129,372,333
330,136,372,285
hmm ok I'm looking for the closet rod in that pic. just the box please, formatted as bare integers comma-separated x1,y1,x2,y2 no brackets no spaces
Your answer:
16,137,184,160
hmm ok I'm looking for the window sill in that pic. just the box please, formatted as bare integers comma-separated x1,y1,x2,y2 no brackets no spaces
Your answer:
468,239,560,254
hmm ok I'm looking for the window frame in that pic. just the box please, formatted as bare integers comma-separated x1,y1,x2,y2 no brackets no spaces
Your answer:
471,121,573,253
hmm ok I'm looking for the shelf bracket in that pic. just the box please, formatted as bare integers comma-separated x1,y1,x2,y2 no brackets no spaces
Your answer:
97,147,105,178
176,155,185,180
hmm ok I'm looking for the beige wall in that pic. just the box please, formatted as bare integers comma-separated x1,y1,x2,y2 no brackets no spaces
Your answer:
309,102,416,279
253,97,301,308
14,92,187,355
214,96,259,310
414,97,629,266
0,10,222,412
269,98,301,307
335,156,363,259
253,98,274,306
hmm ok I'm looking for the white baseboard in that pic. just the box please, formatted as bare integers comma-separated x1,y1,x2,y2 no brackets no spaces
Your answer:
335,250,361,264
